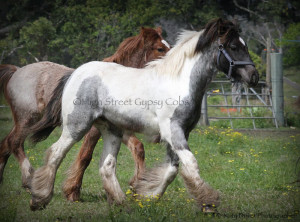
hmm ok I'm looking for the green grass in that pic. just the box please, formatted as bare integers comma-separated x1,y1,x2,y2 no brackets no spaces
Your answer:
0,66,300,221
0,110,300,221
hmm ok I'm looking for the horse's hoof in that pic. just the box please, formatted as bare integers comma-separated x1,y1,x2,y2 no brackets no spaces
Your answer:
30,199,46,211
201,204,217,214
65,192,80,202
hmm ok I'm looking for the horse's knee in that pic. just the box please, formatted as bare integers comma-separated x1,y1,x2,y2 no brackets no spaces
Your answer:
2,134,26,167
99,154,125,204
5,133,26,160
21,158,34,189
100,154,116,178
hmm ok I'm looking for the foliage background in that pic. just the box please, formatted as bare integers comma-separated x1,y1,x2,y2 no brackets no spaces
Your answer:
0,0,299,68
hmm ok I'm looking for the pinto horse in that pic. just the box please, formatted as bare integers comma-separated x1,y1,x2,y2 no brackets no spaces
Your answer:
0,27,170,201
29,18,259,211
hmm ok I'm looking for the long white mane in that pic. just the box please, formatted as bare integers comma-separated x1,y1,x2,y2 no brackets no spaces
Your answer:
146,30,202,77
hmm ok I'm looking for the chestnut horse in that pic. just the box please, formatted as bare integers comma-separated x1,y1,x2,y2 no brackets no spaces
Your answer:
0,27,170,201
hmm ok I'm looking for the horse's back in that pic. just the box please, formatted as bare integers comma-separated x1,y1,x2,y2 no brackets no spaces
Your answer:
7,61,73,115
62,61,163,135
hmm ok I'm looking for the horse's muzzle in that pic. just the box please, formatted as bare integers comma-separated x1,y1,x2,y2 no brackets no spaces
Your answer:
238,66,259,87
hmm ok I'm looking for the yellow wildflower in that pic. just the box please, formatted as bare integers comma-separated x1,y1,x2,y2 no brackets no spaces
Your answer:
138,202,144,208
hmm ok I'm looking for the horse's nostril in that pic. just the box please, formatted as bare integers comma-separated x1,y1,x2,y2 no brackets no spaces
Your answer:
250,73,259,86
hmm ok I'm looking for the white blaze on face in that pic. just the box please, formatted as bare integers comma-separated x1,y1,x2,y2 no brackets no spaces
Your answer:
162,39,170,49
239,37,246,46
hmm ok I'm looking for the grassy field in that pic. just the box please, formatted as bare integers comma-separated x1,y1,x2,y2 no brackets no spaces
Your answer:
0,110,299,221
0,66,299,221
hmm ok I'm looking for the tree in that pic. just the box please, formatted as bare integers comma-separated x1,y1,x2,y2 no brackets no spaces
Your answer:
280,23,300,66
19,17,56,63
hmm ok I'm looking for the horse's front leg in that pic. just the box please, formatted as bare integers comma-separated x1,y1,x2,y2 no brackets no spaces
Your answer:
170,123,220,212
98,125,125,204
132,144,179,198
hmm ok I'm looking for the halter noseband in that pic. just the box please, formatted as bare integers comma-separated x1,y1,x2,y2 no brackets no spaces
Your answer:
217,39,255,81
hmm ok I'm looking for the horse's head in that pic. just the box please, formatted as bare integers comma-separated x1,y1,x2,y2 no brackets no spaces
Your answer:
195,18,259,87
141,27,170,63
103,27,170,68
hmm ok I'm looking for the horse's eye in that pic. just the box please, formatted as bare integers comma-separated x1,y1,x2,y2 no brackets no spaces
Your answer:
157,48,165,52
230,45,237,50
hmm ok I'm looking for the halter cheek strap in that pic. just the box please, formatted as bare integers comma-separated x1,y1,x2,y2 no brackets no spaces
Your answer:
217,40,255,80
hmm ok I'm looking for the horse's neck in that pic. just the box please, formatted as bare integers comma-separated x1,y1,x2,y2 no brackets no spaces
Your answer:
130,49,146,68
113,49,144,68
186,49,216,103
174,49,216,133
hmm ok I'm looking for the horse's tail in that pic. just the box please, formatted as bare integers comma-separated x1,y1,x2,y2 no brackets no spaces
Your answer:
30,72,72,143
0,64,18,95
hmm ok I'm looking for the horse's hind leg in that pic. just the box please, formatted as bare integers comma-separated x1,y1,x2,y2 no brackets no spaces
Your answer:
98,125,125,204
63,126,101,201
122,133,145,186
132,145,179,198
0,124,33,189
30,129,77,211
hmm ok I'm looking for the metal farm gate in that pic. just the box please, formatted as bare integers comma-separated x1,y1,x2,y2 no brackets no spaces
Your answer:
200,80,278,129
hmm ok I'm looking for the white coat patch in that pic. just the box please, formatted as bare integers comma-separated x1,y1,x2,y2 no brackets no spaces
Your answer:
162,40,170,49
239,37,246,46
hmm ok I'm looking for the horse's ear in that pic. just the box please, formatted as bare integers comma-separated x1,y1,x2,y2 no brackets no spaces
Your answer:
141,26,149,39
194,18,222,54
231,19,238,26
155,27,162,35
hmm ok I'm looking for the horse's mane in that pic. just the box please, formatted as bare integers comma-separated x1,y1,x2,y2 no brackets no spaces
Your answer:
194,18,239,53
103,27,161,64
147,18,239,78
146,31,201,77
103,35,143,63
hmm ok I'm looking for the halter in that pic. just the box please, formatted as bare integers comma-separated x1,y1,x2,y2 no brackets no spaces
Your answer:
217,39,255,81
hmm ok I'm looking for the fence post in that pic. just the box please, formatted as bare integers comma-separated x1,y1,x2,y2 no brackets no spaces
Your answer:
266,38,272,89
271,53,284,126
200,93,209,126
